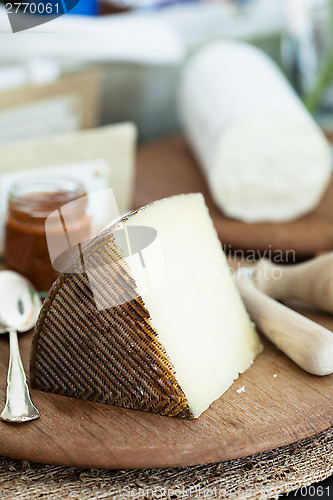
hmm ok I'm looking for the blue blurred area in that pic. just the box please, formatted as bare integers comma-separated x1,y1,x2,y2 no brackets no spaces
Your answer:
65,0,98,16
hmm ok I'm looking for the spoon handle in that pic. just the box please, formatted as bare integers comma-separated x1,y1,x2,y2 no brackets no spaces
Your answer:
1,330,39,423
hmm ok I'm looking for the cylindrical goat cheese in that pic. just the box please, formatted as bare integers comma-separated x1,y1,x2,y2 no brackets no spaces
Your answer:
178,41,331,222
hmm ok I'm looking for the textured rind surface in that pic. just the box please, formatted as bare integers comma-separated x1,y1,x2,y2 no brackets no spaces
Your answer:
30,207,193,419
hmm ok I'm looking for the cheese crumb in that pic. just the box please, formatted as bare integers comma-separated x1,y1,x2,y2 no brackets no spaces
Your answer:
237,386,246,394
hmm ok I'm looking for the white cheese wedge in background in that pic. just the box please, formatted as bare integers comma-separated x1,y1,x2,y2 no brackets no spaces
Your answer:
31,193,262,418
179,41,331,223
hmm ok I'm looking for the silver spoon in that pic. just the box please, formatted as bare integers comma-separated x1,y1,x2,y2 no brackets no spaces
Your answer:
0,271,41,423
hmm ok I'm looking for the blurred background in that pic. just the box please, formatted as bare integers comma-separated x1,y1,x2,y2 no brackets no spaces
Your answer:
1,0,333,142
1,0,333,291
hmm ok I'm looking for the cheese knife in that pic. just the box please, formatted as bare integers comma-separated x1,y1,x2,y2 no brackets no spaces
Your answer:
234,255,333,376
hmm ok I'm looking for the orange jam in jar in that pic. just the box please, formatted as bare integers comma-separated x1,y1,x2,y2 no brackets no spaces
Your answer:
5,177,91,292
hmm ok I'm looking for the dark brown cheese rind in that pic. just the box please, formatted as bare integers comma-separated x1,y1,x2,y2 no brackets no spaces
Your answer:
30,219,193,418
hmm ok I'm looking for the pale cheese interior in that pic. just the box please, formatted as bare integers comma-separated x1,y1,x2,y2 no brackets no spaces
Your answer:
122,193,262,417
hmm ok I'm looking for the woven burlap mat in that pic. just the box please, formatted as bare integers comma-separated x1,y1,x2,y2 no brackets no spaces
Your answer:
0,426,332,500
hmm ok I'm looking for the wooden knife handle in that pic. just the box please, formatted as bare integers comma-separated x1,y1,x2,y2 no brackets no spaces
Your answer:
235,271,333,376
252,253,333,314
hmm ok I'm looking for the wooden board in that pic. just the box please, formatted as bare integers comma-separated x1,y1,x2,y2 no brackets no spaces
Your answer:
0,136,332,470
0,307,332,470
134,135,333,260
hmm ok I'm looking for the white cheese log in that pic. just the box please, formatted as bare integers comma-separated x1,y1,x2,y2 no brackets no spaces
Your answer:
179,41,331,222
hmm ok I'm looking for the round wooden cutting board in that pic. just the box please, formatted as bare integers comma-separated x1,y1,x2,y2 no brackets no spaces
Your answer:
0,304,332,470
135,135,333,260
0,137,332,470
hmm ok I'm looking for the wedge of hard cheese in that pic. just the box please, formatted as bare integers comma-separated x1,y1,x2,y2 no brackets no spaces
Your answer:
30,193,262,418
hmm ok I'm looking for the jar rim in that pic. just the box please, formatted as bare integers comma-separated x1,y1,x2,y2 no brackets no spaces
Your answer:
9,176,86,201
8,176,88,219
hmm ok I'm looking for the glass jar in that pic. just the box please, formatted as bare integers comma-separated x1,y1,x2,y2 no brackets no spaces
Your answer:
4,177,91,293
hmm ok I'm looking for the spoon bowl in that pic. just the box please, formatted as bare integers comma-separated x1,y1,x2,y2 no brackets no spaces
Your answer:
0,271,42,423
0,271,41,333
